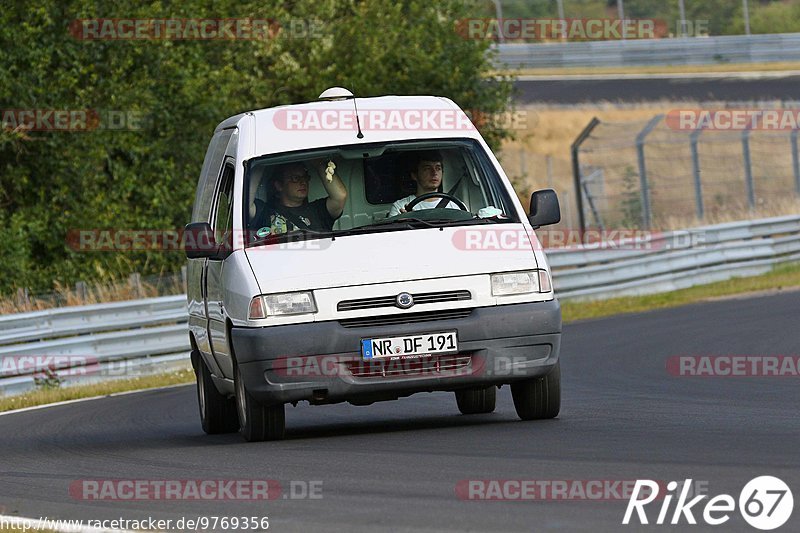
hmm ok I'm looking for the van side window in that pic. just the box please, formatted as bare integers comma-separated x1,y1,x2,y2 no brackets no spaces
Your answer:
212,162,235,245
192,128,235,223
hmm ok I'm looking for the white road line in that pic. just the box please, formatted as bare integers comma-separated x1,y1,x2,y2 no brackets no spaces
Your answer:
0,383,192,417
515,71,800,81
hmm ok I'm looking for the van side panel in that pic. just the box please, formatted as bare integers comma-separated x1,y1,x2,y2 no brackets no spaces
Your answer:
187,128,235,377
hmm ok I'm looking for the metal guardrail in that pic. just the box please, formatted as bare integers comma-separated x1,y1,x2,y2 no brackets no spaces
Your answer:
1,215,798,396
0,296,191,396
494,33,800,69
548,215,800,298
0,295,186,346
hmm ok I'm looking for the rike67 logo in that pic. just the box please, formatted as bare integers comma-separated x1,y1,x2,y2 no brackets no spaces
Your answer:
623,476,793,530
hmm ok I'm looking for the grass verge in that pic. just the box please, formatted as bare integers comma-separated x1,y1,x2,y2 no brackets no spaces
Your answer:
2,264,799,413
0,368,194,414
561,262,800,323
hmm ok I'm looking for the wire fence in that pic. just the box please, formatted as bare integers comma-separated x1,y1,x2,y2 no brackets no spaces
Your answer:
573,112,800,231
1,271,186,314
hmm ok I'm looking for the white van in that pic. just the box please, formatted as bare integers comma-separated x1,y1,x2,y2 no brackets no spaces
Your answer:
185,88,562,441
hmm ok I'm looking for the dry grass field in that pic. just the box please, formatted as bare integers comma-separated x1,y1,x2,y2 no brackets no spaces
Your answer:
498,102,800,229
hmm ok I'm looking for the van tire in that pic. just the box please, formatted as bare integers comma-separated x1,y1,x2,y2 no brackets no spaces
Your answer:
511,361,560,420
194,351,239,434
455,386,496,414
235,362,285,442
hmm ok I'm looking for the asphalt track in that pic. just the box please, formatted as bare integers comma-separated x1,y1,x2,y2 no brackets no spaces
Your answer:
514,75,800,104
1,291,798,532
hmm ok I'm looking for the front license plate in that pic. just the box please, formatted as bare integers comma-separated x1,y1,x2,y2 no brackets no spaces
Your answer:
362,331,458,359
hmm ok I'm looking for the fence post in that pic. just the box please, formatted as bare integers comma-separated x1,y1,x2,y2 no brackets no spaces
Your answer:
75,281,88,303
181,265,188,294
16,288,30,309
791,129,800,196
582,168,606,232
690,127,705,220
129,272,142,298
635,115,664,230
742,129,756,211
571,117,601,242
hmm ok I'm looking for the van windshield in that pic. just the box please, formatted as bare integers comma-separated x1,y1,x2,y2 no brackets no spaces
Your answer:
243,139,518,246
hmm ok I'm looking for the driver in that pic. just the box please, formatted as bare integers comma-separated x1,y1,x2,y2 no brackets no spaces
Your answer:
388,150,462,216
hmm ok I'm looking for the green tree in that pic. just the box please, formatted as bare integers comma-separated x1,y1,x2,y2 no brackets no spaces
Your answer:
0,0,513,295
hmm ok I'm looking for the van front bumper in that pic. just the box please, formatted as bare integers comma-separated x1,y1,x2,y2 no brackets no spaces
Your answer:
230,300,561,405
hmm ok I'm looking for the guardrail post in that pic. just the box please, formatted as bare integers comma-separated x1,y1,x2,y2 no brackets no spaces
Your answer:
791,129,800,196
636,115,664,230
690,127,705,220
742,129,756,211
571,117,601,242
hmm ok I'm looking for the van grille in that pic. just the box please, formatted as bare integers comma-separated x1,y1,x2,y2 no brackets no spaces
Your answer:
346,354,472,378
337,290,471,312
338,308,473,328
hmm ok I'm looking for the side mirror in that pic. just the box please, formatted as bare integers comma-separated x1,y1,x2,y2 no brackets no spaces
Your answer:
528,189,561,228
184,222,226,259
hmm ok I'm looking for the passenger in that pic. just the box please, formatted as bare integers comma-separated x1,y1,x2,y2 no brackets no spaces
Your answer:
388,150,461,216
253,160,347,236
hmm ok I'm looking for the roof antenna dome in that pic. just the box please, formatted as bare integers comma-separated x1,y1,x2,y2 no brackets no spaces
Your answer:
318,87,354,101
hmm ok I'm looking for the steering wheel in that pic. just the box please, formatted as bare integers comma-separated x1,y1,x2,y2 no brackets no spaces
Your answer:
404,192,469,212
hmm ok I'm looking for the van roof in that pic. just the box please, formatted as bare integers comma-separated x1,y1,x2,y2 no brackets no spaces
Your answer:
215,95,483,157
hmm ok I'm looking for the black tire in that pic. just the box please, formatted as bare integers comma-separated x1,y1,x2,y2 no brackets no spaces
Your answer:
511,360,561,420
235,362,285,442
455,386,497,415
194,351,239,434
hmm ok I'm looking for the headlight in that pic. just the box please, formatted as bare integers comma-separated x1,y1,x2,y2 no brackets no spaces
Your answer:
248,291,317,319
491,270,551,296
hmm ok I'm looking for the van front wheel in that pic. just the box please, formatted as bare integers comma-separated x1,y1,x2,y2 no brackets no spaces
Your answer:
234,363,285,442
194,351,239,434
511,361,560,420
455,386,496,414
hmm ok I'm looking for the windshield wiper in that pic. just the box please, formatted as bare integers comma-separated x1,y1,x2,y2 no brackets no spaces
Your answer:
340,215,517,236
371,217,442,228
436,216,515,226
